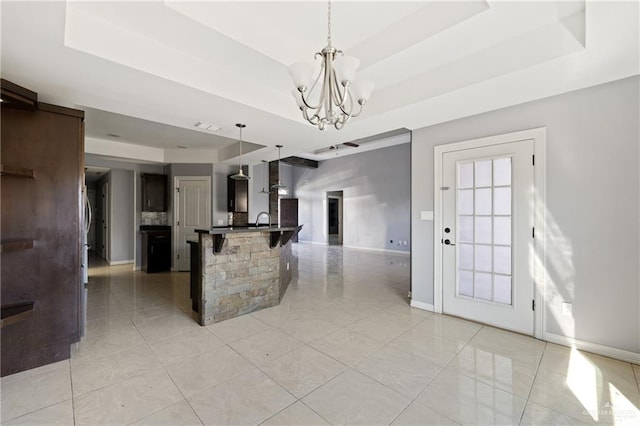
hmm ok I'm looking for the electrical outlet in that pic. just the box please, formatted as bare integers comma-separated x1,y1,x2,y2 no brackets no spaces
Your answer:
561,302,572,316
217,219,224,225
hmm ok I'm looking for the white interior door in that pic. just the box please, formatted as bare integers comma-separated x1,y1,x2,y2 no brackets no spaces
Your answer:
442,139,534,334
175,177,211,271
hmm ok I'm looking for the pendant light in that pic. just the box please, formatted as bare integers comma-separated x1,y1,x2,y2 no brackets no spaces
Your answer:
271,145,287,190
259,160,269,194
230,123,250,180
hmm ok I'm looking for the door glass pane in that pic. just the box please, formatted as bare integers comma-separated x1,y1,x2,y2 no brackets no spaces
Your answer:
474,217,492,244
458,190,474,215
494,217,511,246
494,275,512,304
475,160,492,187
494,158,511,186
459,270,474,297
459,244,474,270
459,163,474,189
459,216,473,242
456,155,513,306
475,273,492,300
494,246,511,274
475,188,492,215
494,187,511,215
475,245,492,272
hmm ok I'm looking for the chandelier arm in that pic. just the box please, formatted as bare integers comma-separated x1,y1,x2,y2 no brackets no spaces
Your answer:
343,99,364,118
299,57,326,111
302,107,320,125
331,70,350,110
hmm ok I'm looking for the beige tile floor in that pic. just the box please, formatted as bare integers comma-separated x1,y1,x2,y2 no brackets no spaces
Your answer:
2,244,639,425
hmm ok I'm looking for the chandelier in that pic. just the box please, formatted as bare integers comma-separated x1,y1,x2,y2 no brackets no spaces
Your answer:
288,0,374,130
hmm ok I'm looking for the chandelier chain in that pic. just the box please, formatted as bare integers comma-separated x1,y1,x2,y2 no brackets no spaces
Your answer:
327,0,332,46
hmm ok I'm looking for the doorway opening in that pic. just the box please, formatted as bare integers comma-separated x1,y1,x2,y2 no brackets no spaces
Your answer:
327,191,343,245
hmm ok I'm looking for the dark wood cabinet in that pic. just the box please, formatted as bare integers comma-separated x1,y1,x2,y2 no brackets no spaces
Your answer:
280,198,299,242
141,226,171,273
141,174,167,212
227,175,248,213
1,79,84,376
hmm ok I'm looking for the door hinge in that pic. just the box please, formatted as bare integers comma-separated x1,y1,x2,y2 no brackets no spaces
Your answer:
176,187,180,193
440,186,450,191
532,300,535,311
177,254,180,259
177,220,180,226
532,227,535,238
532,155,535,166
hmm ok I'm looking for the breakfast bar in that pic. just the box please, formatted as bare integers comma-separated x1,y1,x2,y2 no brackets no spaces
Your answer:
190,225,302,325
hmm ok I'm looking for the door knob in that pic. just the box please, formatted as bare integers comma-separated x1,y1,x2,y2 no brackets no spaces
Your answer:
444,239,455,246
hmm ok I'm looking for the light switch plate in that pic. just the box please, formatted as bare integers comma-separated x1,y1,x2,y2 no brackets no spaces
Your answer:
217,219,224,225
420,210,434,221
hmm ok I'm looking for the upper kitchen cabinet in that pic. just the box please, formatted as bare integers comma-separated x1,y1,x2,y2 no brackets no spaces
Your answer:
227,175,248,213
141,174,167,212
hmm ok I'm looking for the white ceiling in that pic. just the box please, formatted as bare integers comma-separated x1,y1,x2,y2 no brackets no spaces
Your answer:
1,1,638,166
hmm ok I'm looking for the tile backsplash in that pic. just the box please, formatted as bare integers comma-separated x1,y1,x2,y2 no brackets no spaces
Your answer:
141,211,168,225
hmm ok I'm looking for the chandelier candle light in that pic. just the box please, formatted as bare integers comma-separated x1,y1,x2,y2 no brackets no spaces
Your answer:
230,123,250,180
288,0,374,130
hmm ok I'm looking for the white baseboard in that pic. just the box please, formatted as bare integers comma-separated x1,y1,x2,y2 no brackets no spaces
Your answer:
343,245,411,256
410,300,435,312
545,332,640,365
109,259,134,266
297,240,328,246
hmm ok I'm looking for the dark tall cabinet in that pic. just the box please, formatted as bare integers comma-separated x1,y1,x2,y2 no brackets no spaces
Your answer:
227,175,248,213
1,79,84,376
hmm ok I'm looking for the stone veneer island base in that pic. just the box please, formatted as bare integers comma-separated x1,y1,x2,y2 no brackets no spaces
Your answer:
193,226,301,325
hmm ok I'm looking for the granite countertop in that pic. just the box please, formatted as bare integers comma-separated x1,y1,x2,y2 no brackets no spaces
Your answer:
195,224,302,235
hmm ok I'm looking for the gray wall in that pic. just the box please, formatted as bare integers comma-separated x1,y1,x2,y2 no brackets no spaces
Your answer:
249,162,270,221
109,169,135,262
411,75,639,353
293,143,411,252
85,154,165,268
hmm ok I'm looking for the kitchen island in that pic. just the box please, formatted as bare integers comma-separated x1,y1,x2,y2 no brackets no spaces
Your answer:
191,225,301,325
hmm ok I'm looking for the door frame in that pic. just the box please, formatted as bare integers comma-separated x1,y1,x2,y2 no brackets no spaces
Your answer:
327,191,343,244
433,127,546,339
173,176,212,271
101,180,110,261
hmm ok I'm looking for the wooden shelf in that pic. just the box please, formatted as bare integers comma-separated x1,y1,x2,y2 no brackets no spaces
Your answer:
0,165,35,179
1,302,35,328
1,240,34,253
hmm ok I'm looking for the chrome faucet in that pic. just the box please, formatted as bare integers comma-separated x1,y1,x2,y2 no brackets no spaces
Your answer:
255,211,272,228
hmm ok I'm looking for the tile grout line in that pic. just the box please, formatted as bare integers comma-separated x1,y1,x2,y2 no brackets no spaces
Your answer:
387,322,484,425
516,340,547,425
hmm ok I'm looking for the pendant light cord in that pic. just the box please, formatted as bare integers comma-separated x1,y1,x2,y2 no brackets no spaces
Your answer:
238,126,243,172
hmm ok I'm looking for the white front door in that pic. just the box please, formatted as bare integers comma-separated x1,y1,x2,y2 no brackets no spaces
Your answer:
441,139,534,334
175,177,211,271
